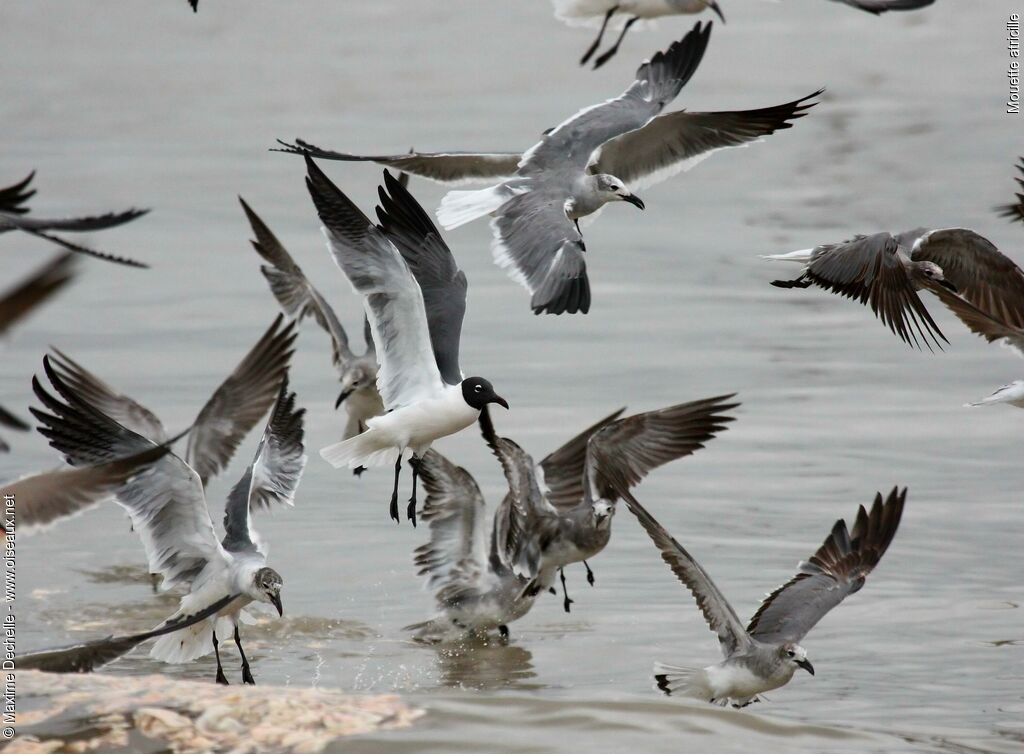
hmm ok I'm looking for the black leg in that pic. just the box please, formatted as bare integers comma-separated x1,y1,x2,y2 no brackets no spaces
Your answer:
212,631,228,685
559,568,574,613
389,453,402,523
583,560,595,586
580,5,618,66
407,456,420,526
498,624,510,641
234,626,255,685
593,15,638,69
548,587,557,595
352,465,366,478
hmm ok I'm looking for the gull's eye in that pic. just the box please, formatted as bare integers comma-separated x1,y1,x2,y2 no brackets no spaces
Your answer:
786,650,795,657
474,385,482,392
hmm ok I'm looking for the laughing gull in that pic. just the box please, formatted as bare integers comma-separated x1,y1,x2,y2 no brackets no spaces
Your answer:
304,159,509,525
0,171,149,268
552,0,725,69
481,396,736,613
32,365,306,685
406,443,539,644
239,198,384,458
997,157,1024,225
763,228,1024,350
278,24,819,314
45,314,296,485
623,487,905,707
0,252,77,452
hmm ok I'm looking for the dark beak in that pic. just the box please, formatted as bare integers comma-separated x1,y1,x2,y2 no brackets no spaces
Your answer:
335,389,354,409
796,658,814,676
708,0,725,23
623,193,645,211
490,394,510,410
269,593,283,617
939,279,959,293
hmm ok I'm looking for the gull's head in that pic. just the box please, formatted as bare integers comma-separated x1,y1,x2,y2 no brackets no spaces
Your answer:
780,643,813,675
336,363,377,408
913,261,958,292
461,377,509,411
252,567,284,617
591,499,615,529
595,174,644,211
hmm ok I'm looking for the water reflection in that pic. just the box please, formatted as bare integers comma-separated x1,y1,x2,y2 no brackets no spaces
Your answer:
432,641,539,691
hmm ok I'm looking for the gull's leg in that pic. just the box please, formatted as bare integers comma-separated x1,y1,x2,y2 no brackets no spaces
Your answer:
352,465,366,477
580,5,618,66
407,456,420,526
583,560,595,586
498,625,510,641
593,15,638,69
212,631,228,685
389,452,402,523
548,587,557,595
234,626,255,685
559,568,574,613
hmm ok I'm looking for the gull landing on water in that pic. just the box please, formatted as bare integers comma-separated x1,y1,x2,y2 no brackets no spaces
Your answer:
304,159,508,525
624,487,905,708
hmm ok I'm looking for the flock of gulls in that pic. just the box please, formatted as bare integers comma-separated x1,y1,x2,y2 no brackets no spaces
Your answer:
6,0,1024,710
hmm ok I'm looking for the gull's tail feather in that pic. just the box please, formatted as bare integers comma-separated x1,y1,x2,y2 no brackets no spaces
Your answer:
965,381,1024,408
320,428,399,469
653,663,713,700
437,185,512,230
759,248,815,262
150,618,215,664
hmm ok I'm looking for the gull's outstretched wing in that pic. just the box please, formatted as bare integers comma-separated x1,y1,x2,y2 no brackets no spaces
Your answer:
0,253,76,337
222,375,307,556
32,359,228,590
911,228,1024,330
305,156,443,408
239,197,357,368
0,218,148,268
0,172,36,214
537,407,626,512
926,283,1024,358
831,0,934,13
0,207,148,234
623,493,751,657
584,395,737,503
772,232,948,350
746,487,906,644
5,444,171,532
996,158,1024,224
518,22,713,177
185,315,297,486
375,170,467,384
589,91,821,191
274,140,521,186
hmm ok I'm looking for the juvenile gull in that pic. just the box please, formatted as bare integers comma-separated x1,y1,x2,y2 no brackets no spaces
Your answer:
305,159,508,525
240,198,384,455
276,23,820,314
32,366,306,685
997,157,1024,224
623,487,906,707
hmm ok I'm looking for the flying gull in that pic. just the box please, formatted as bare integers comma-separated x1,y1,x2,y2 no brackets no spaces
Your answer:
32,364,306,684
275,22,820,314
305,159,508,525
997,157,1024,224
240,198,383,460
624,487,905,707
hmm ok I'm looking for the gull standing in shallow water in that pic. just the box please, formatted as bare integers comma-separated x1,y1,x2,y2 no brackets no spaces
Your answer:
276,22,820,315
624,487,905,707
239,198,384,458
305,159,509,525
31,365,307,684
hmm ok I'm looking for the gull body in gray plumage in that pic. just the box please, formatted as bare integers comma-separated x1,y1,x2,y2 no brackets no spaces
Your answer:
276,22,820,315
304,159,508,525
239,198,384,454
481,396,736,613
624,488,906,707
32,365,307,684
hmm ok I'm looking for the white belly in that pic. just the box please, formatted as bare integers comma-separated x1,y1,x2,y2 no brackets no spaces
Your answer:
368,389,479,453
706,663,781,700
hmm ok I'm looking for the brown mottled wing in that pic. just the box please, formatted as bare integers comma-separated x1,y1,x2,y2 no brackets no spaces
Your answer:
0,252,76,336
538,407,626,512
746,487,906,644
926,281,1024,356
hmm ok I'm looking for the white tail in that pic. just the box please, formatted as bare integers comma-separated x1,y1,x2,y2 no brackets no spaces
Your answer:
437,185,511,230
653,663,713,700
320,429,399,469
965,380,1024,408
759,248,815,263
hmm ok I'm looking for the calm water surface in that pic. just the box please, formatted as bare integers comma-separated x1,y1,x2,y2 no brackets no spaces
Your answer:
3,2,1022,752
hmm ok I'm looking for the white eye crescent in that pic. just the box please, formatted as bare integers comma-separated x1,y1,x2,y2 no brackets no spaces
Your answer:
474,385,482,392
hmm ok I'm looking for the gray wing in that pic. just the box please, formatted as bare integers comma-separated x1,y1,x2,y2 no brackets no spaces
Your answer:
584,395,738,503
47,348,167,440
910,228,1024,330
0,172,35,214
5,444,171,532
222,375,307,555
0,207,148,233
239,197,357,367
305,157,444,408
274,140,521,186
996,158,1024,224
0,253,76,337
774,232,949,350
623,492,751,657
830,0,934,12
31,359,228,590
412,449,490,603
538,407,626,512
374,170,467,384
185,315,297,486
491,188,591,315
747,487,906,644
518,22,712,177
926,283,1024,357
0,216,148,268
589,91,821,191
